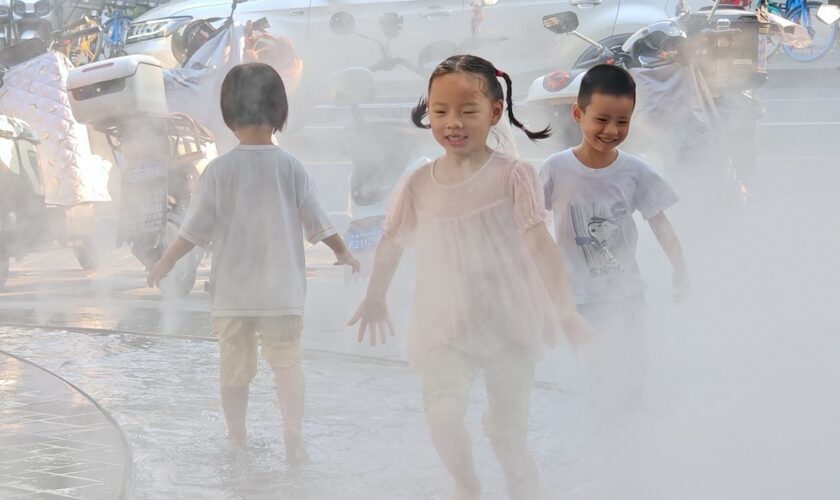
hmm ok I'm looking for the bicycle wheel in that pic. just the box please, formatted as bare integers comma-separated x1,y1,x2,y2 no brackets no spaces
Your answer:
782,3,837,62
766,4,783,58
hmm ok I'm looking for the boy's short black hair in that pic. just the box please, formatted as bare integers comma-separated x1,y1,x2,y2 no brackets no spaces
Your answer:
577,64,636,110
220,63,289,133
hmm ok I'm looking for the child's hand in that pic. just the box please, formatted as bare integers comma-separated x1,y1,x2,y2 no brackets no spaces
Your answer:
559,311,598,348
147,258,175,288
348,296,395,346
673,266,691,304
334,249,361,274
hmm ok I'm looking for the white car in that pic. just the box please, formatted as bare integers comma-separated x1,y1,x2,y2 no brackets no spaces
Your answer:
126,0,676,108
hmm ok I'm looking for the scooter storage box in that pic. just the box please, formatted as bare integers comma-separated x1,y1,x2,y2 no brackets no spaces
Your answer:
67,55,167,124
683,7,760,92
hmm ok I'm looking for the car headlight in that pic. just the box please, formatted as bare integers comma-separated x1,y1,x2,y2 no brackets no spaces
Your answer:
12,2,24,17
127,16,193,44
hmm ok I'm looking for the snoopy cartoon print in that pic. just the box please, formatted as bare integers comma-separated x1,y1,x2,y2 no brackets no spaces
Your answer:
570,201,628,270
586,216,621,265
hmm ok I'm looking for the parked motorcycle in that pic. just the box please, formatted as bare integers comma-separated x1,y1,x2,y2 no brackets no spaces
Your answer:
327,12,432,284
0,1,12,49
525,1,767,203
67,55,215,296
0,114,99,290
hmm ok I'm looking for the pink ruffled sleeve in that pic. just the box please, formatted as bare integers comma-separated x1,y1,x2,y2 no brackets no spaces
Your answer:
509,161,548,231
383,177,417,246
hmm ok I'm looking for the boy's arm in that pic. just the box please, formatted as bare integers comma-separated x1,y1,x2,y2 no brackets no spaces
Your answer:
523,224,595,347
348,236,404,346
147,237,196,287
648,212,690,301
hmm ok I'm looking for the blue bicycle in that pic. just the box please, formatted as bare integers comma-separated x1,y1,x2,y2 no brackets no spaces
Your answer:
96,4,132,60
775,0,837,61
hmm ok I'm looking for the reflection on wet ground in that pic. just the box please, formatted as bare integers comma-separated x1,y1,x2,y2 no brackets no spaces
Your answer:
0,327,596,499
0,351,130,499
0,307,212,339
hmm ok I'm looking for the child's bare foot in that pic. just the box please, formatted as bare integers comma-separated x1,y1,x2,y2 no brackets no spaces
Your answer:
453,480,481,500
226,433,247,449
284,432,311,466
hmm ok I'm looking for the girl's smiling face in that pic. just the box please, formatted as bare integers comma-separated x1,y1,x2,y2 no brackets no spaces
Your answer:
427,72,503,157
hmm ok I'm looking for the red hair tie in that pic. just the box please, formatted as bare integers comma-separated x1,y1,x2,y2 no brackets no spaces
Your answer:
496,70,504,77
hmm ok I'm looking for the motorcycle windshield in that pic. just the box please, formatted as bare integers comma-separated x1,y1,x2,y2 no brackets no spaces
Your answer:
16,140,42,196
0,137,40,196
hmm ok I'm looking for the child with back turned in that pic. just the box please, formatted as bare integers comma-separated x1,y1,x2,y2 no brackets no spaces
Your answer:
147,63,360,463
349,54,595,500
540,64,689,427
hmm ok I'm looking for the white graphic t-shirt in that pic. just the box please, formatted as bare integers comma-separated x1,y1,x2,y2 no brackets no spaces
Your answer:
540,149,677,305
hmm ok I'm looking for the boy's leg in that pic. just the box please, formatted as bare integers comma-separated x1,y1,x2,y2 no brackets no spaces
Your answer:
483,352,540,500
214,317,259,446
258,316,308,464
579,298,648,495
423,347,481,499
579,297,648,428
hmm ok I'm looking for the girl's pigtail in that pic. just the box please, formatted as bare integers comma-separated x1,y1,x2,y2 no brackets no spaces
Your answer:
500,72,551,141
411,96,431,129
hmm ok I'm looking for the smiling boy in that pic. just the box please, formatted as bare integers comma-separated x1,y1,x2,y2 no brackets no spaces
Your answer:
539,64,689,424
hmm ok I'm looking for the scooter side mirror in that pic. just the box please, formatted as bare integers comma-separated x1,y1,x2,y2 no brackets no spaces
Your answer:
379,12,403,39
543,12,579,35
817,4,840,25
329,11,356,36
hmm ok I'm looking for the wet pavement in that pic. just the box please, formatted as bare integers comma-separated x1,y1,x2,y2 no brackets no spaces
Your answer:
0,350,131,499
2,67,840,499
0,326,597,499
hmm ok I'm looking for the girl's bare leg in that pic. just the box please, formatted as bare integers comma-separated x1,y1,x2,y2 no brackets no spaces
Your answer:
426,396,481,500
489,435,540,500
220,385,249,447
273,363,309,465
485,358,540,499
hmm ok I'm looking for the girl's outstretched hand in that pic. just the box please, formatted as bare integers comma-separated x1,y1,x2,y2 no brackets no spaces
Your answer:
348,296,395,346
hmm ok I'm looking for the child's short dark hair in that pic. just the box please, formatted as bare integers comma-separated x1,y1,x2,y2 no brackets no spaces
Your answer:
577,64,636,110
220,63,289,133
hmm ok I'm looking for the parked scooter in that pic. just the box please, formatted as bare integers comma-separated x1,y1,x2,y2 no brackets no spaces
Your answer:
12,0,55,41
67,55,215,296
0,1,12,49
526,2,767,203
327,12,432,284
0,115,99,290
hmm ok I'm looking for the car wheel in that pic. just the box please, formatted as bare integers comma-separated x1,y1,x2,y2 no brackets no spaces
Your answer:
73,237,100,271
158,221,199,298
159,253,198,297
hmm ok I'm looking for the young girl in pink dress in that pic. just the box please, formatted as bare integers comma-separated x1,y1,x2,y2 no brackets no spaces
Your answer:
349,55,594,500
